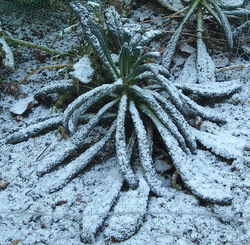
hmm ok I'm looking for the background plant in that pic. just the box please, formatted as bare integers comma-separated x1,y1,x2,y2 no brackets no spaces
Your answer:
157,0,249,67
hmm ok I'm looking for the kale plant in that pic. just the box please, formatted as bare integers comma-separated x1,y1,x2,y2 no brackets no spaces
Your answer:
3,1,246,243
4,1,246,242
160,0,234,69
6,0,243,200
157,0,249,67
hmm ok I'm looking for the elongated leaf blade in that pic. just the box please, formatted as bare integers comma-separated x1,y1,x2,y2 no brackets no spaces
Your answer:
6,114,62,144
45,121,117,193
34,80,75,100
132,85,188,153
162,0,201,69
175,79,241,97
116,94,138,188
36,102,117,176
69,1,119,80
63,82,121,132
207,0,234,49
179,93,227,123
104,170,149,242
129,101,174,198
143,107,232,204
105,6,124,50
149,91,197,153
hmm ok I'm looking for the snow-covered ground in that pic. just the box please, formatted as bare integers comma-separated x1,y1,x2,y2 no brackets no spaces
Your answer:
0,1,249,244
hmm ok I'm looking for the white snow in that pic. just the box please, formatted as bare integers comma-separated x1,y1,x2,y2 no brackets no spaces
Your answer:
70,55,94,84
10,95,35,115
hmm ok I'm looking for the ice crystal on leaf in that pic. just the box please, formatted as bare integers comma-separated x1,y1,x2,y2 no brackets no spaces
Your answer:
4,1,246,242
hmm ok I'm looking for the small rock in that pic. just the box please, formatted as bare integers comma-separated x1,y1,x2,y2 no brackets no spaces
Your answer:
10,95,36,115
0,179,9,189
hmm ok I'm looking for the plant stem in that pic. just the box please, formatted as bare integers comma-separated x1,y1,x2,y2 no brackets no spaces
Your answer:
215,64,250,73
20,64,72,83
4,36,61,55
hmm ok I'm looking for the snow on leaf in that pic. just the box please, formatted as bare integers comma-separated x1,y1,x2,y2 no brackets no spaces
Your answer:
138,30,162,48
104,170,149,242
161,0,201,69
36,104,117,176
150,91,197,153
197,38,216,83
67,88,118,133
86,1,101,8
104,5,124,50
80,158,123,243
146,112,233,204
116,94,138,188
175,51,241,97
63,82,121,132
180,93,226,123
36,139,77,176
44,121,117,193
6,114,62,144
194,129,246,160
218,0,244,9
178,150,233,204
155,74,184,110
132,85,188,153
156,0,185,12
207,0,234,49
0,36,15,71
175,54,198,84
69,1,119,80
129,101,174,199
34,80,75,100
176,79,241,97
233,21,250,55
70,55,94,84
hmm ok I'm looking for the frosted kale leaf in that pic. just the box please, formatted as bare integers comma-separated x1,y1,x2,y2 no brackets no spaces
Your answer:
233,21,250,56
0,22,15,71
174,11,241,96
156,0,186,12
104,170,150,242
157,0,246,12
78,159,123,243
218,0,245,9
165,4,241,98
